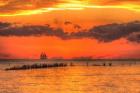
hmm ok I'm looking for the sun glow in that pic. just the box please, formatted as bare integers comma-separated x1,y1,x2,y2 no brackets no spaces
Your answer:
0,0,140,17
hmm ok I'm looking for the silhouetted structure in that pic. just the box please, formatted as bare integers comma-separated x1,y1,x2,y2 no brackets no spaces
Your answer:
109,63,112,66
5,63,67,71
70,62,74,66
40,52,47,60
86,62,89,66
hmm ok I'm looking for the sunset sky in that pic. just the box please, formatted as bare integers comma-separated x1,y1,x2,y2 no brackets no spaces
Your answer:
0,0,140,59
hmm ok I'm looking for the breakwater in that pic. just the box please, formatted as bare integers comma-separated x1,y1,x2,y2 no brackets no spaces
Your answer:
5,63,67,71
5,61,138,71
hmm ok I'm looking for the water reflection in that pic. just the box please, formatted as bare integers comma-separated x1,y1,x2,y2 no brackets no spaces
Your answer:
0,66,140,93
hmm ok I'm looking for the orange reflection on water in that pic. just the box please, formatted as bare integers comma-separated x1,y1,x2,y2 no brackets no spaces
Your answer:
2,66,139,93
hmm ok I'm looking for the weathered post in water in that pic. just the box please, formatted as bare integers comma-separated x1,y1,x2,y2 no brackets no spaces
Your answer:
109,63,112,66
70,62,74,66
103,63,106,66
86,62,89,66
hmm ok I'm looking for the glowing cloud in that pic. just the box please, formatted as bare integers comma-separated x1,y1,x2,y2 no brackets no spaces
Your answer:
0,0,140,16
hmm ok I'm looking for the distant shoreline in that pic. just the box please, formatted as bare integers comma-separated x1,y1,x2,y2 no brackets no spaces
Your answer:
0,59,140,62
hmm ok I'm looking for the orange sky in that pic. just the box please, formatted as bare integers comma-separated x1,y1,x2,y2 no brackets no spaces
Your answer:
0,0,140,59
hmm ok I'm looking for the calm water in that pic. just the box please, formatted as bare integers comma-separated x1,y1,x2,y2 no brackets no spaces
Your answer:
0,60,140,93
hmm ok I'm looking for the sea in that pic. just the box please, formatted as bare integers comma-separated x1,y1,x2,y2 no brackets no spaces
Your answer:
0,60,140,93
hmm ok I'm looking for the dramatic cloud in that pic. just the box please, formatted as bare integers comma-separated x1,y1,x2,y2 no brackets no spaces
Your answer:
127,32,140,43
0,0,64,15
0,24,68,39
0,0,140,16
0,21,140,43
87,21,140,42
64,21,81,30
64,21,72,25
0,22,11,29
87,0,140,5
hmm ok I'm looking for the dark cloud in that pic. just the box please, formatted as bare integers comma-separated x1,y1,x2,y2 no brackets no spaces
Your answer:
0,22,11,29
88,21,140,42
0,21,140,43
64,21,82,30
0,24,68,39
64,21,72,25
67,21,140,43
127,32,140,43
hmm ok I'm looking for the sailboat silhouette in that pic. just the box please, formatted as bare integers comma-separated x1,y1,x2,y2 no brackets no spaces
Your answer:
40,52,47,60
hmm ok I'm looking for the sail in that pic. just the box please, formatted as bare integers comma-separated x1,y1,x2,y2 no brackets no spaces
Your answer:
40,52,47,59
